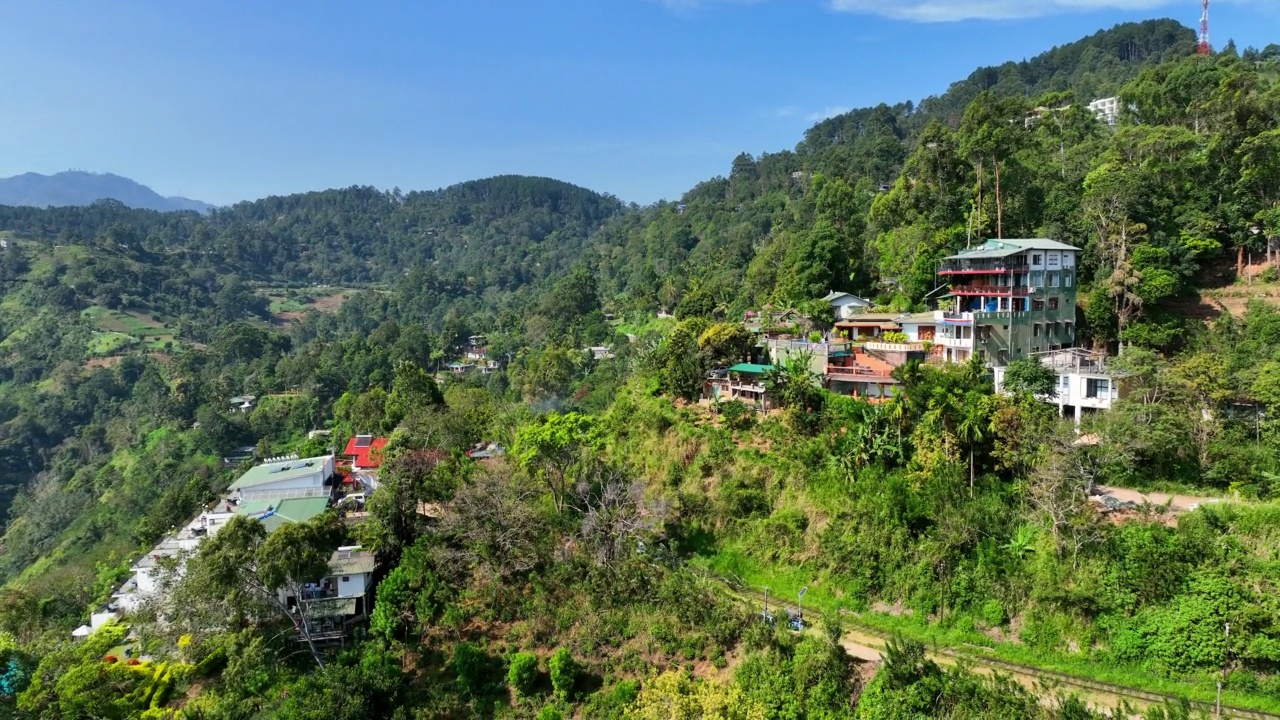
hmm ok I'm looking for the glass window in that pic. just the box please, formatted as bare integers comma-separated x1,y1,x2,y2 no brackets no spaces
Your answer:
1048,273,1059,287
1064,273,1073,287
1086,378,1110,398
1047,253,1060,268
1032,253,1043,266
1048,298,1059,310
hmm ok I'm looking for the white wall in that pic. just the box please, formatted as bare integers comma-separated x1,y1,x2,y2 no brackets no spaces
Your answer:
336,572,369,598
832,298,869,320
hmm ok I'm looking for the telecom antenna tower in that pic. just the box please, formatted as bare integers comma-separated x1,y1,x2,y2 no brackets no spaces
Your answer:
1197,0,1211,56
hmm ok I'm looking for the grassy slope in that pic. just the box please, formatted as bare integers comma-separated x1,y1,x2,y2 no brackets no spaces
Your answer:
601,380,1280,715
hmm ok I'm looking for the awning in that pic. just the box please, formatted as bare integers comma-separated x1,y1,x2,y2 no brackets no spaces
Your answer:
72,625,93,637
727,363,774,374
299,597,358,619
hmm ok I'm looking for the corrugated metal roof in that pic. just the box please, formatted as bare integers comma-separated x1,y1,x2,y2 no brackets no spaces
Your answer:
942,238,1079,261
329,549,377,575
236,496,330,530
230,456,330,490
300,597,357,619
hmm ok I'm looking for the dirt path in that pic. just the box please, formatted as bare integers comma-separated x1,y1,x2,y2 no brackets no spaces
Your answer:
838,630,1137,715
1097,485,1225,512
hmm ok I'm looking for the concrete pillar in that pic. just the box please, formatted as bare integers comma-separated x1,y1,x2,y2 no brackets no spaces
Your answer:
1073,404,1082,424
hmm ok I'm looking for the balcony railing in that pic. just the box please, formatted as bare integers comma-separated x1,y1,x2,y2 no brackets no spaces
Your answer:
949,285,1031,297
939,260,1029,274
827,366,896,380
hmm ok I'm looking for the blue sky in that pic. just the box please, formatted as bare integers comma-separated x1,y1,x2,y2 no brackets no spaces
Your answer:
0,1,1275,206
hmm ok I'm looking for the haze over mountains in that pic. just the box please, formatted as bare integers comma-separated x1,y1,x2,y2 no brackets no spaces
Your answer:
0,171,212,213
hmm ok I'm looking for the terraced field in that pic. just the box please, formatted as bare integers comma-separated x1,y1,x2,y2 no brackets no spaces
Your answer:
81,306,180,356
259,286,353,323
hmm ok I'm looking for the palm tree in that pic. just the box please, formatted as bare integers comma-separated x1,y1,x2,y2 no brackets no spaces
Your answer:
957,392,990,494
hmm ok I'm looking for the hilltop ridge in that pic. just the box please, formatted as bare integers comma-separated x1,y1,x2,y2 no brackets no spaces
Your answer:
0,170,212,213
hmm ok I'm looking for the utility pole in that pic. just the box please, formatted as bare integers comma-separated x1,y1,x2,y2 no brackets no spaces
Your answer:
762,587,769,624
1217,621,1230,719
798,586,808,630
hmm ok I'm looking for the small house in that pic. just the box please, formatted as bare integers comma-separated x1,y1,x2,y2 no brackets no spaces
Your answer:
705,363,775,410
822,292,873,321
343,435,387,472
228,395,257,413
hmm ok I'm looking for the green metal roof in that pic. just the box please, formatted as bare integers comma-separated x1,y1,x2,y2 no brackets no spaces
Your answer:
229,456,330,491
235,496,330,531
301,597,358,619
727,363,774,374
943,238,1079,261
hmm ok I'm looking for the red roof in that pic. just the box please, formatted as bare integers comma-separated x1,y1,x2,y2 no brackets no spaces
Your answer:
343,435,388,468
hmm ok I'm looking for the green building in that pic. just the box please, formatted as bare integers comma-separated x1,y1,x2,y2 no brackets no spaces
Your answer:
936,238,1080,365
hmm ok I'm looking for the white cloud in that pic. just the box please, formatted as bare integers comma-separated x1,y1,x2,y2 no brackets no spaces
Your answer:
773,105,799,117
826,0,1188,22
807,106,850,121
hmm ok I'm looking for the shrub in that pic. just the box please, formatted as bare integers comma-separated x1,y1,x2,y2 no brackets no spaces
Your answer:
718,400,754,431
454,642,488,697
980,599,1006,627
538,706,564,720
548,647,577,701
508,651,538,697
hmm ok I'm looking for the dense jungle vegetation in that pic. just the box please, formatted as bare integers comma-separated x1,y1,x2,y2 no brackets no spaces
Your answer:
0,18,1278,719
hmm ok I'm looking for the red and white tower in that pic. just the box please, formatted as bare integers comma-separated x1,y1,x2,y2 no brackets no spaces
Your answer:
1197,0,1211,56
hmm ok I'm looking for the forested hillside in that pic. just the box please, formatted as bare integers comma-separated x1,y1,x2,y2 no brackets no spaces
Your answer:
0,18,1279,720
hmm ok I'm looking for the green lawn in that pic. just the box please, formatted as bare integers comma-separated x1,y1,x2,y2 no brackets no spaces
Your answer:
87,331,137,356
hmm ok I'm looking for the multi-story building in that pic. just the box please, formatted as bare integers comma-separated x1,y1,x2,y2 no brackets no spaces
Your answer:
1087,97,1120,126
936,238,1079,365
993,348,1122,420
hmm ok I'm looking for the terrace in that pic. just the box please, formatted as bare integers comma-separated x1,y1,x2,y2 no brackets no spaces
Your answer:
949,285,1032,297
938,257,1030,275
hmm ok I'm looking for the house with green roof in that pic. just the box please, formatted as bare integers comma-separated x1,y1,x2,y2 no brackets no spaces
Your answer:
705,362,776,411
228,454,335,500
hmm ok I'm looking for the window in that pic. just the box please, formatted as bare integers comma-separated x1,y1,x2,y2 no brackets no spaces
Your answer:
1048,298,1059,311
1058,375,1069,390
1047,253,1060,268
1064,273,1073,287
1048,273,1059,287
1032,253,1043,267
1030,271,1044,287
1064,322,1074,336
1032,299,1045,311
342,576,350,582
1032,346,1040,353
1086,378,1110,399
1033,323,1042,337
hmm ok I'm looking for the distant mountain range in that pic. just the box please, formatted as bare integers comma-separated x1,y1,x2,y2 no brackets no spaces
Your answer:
0,171,212,213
